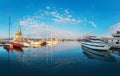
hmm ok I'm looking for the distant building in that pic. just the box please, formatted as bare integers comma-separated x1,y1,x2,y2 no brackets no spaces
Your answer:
13,26,29,42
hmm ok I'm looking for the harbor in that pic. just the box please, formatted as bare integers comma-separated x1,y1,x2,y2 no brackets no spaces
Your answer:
0,23,120,76
0,17,120,76
1,0,120,76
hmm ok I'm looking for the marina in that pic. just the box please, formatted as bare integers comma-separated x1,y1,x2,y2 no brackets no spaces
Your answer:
0,15,120,76
0,16,120,76
1,0,120,76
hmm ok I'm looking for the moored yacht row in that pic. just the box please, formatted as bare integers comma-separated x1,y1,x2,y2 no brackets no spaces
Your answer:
81,31,120,51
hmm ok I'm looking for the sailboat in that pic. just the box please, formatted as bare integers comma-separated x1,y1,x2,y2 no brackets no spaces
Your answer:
3,15,14,50
43,26,58,46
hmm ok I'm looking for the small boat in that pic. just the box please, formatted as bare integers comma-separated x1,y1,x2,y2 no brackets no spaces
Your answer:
22,42,30,47
46,41,52,44
13,42,30,47
3,44,14,52
31,44,42,48
13,43,23,49
41,40,52,46
42,39,58,45
52,38,58,45
30,40,42,45
81,37,111,51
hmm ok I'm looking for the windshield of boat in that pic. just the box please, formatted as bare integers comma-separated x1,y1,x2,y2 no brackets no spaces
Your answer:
83,38,107,43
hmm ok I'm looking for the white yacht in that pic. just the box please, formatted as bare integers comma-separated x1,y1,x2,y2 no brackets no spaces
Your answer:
112,31,120,37
101,31,120,49
81,37,111,51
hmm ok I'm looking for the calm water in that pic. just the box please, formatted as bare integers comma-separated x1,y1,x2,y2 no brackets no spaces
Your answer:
0,41,120,76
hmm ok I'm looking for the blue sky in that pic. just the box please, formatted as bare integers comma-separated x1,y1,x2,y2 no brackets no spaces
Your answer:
0,0,120,38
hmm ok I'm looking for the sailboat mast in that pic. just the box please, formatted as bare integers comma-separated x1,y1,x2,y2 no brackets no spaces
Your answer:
9,15,11,41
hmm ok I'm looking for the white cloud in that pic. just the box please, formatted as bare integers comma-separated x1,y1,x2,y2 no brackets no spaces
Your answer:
84,18,87,23
19,21,27,26
67,15,72,18
18,16,80,39
89,21,97,27
64,10,69,14
46,6,50,9
35,7,82,24
57,18,81,24
49,10,81,24
17,6,82,39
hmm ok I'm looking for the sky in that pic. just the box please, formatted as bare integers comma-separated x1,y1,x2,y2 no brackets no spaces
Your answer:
0,0,120,39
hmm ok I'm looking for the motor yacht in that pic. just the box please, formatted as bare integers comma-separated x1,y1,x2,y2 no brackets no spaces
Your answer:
81,37,111,51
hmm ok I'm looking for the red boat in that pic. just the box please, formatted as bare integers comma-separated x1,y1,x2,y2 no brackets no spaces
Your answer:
13,43,23,49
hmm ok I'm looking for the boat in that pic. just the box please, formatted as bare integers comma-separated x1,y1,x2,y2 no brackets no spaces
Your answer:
82,46,115,62
3,15,14,50
22,42,30,47
41,40,52,46
81,37,111,51
13,43,23,49
31,44,42,48
112,31,120,37
101,31,120,49
46,40,52,44
30,40,42,45
52,38,58,45
110,31,120,48
42,38,58,46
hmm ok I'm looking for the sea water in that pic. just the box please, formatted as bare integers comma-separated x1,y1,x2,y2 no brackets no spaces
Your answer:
0,41,120,76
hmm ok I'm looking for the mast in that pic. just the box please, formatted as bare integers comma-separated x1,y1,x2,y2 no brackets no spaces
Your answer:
8,15,10,71
8,15,11,41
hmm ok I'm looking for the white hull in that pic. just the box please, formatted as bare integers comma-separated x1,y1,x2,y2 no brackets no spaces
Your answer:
30,41,42,45
111,44,120,48
46,41,52,44
81,42,111,51
22,42,30,47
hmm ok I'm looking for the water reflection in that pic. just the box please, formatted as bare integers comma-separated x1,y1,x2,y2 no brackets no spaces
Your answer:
3,46,24,54
0,42,120,76
81,45,116,62
109,49,120,61
2,42,81,64
2,41,120,63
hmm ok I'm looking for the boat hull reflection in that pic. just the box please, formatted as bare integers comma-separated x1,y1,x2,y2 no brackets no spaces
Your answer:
81,45,116,62
109,49,120,61
3,45,24,54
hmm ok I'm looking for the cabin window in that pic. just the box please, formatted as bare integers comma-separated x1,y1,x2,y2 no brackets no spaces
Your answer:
112,40,113,42
116,42,119,44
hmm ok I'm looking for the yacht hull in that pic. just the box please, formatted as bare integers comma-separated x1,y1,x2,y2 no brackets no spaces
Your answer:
81,42,111,51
